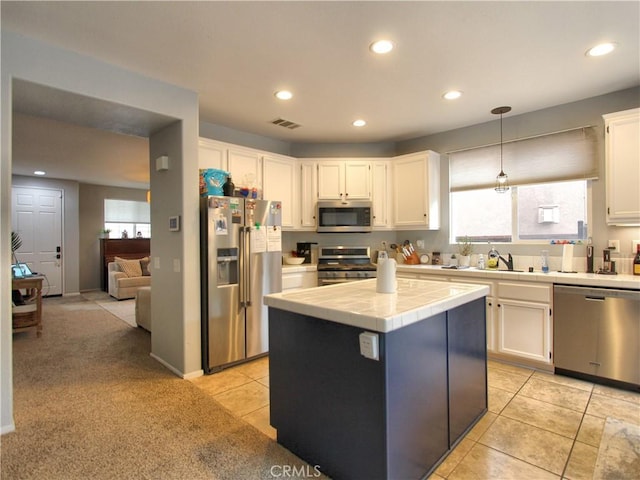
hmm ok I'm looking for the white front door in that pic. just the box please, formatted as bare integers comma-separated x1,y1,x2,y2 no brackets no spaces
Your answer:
12,187,63,296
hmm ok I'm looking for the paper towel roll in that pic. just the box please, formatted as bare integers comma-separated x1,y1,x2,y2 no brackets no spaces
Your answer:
376,258,397,293
561,244,574,272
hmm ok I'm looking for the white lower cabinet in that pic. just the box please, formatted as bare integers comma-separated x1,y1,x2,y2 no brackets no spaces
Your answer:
282,270,317,291
496,282,552,365
396,270,553,367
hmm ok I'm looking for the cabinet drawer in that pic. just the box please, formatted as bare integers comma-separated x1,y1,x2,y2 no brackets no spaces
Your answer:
451,277,495,296
498,282,551,303
283,273,305,290
282,272,317,291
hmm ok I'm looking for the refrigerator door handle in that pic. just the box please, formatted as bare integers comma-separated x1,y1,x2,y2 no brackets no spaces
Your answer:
244,226,252,306
239,227,247,307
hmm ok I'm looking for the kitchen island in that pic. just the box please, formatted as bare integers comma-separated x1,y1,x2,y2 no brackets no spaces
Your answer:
264,278,489,480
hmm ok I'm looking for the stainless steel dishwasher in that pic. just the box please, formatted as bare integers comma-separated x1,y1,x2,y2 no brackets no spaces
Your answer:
554,285,640,390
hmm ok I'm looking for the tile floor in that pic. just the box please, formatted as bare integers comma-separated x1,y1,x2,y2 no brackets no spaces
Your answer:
190,357,640,479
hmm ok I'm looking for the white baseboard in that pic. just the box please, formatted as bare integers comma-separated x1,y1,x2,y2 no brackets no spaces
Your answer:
1,422,16,435
149,352,203,379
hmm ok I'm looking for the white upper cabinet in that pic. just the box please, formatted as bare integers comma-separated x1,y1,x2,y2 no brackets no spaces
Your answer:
227,147,262,195
262,154,298,229
317,160,371,201
299,160,318,229
371,160,392,228
199,138,227,171
392,151,440,229
603,108,640,225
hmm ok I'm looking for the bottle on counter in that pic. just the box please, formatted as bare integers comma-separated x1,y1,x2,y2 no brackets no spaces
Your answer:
476,254,485,270
487,246,499,270
222,176,235,196
634,244,640,276
541,250,550,273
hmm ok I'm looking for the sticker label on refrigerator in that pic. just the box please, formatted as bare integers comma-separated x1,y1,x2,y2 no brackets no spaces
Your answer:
214,214,228,235
267,226,282,252
251,226,267,253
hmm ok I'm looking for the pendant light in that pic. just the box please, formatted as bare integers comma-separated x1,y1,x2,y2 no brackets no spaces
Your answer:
491,106,511,193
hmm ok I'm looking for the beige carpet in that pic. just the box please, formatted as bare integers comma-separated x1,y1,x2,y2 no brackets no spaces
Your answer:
1,294,313,479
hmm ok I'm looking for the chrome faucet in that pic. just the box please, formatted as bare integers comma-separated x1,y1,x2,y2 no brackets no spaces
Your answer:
498,253,514,270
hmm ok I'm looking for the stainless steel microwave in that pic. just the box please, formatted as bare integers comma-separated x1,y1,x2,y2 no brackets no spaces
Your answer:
316,201,372,233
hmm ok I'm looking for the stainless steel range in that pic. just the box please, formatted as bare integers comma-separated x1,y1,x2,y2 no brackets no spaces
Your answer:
317,246,377,286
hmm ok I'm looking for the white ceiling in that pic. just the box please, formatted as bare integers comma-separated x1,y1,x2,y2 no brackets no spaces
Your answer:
3,1,639,188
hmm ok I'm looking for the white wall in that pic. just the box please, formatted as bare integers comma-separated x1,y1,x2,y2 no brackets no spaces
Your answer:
1,30,200,434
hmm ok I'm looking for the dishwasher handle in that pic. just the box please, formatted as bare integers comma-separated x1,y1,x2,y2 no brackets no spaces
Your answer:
554,284,640,301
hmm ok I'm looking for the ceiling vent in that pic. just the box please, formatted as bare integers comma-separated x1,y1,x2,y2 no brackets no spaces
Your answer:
271,118,301,130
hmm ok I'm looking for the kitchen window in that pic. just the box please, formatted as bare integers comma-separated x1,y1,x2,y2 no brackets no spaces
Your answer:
449,127,596,244
451,180,588,243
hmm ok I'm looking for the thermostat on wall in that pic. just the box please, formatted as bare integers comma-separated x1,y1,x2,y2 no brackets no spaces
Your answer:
169,215,180,232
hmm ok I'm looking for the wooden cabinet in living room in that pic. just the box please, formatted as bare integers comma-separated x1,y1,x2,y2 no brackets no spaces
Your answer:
603,108,640,225
317,159,371,201
263,154,298,229
392,151,440,229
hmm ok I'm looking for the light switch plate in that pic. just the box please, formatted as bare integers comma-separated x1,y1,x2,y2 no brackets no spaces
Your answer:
608,239,620,252
359,332,379,361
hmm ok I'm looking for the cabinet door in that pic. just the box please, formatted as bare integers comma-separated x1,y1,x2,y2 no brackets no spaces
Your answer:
263,154,297,229
317,160,371,200
393,151,440,229
228,147,262,194
372,161,391,228
317,161,344,200
300,160,318,229
497,299,551,364
486,297,497,353
344,160,371,200
199,138,227,170
603,108,640,225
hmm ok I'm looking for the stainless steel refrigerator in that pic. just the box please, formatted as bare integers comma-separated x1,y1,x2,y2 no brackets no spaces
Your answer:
200,196,282,373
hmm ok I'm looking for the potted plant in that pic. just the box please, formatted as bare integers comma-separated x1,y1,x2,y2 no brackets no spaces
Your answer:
11,231,22,264
100,228,111,239
457,236,473,267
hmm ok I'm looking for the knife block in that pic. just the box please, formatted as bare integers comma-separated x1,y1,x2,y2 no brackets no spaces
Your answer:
404,252,421,265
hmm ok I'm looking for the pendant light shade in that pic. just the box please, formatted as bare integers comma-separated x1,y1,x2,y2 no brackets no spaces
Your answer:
492,106,511,193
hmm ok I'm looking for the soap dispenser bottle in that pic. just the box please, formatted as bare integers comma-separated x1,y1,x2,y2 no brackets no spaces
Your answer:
487,246,500,270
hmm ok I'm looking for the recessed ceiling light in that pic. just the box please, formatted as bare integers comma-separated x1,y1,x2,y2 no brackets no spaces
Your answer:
370,40,394,54
33,170,46,176
443,90,463,100
586,42,617,57
274,90,293,100
353,119,367,127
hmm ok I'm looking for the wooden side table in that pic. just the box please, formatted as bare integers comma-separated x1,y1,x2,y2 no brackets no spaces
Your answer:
12,276,43,337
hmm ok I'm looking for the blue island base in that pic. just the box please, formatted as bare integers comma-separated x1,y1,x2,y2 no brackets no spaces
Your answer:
269,297,487,480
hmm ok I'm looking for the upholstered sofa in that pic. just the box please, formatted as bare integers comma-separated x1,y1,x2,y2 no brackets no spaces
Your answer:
108,257,151,300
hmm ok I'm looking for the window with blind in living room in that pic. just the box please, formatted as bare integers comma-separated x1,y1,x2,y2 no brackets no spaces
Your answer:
104,199,151,239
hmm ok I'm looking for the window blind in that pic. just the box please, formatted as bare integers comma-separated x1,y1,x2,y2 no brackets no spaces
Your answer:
449,127,598,192
104,199,150,223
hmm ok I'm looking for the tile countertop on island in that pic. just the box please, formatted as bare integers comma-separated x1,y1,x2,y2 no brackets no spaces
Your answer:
264,278,489,333
396,264,640,290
